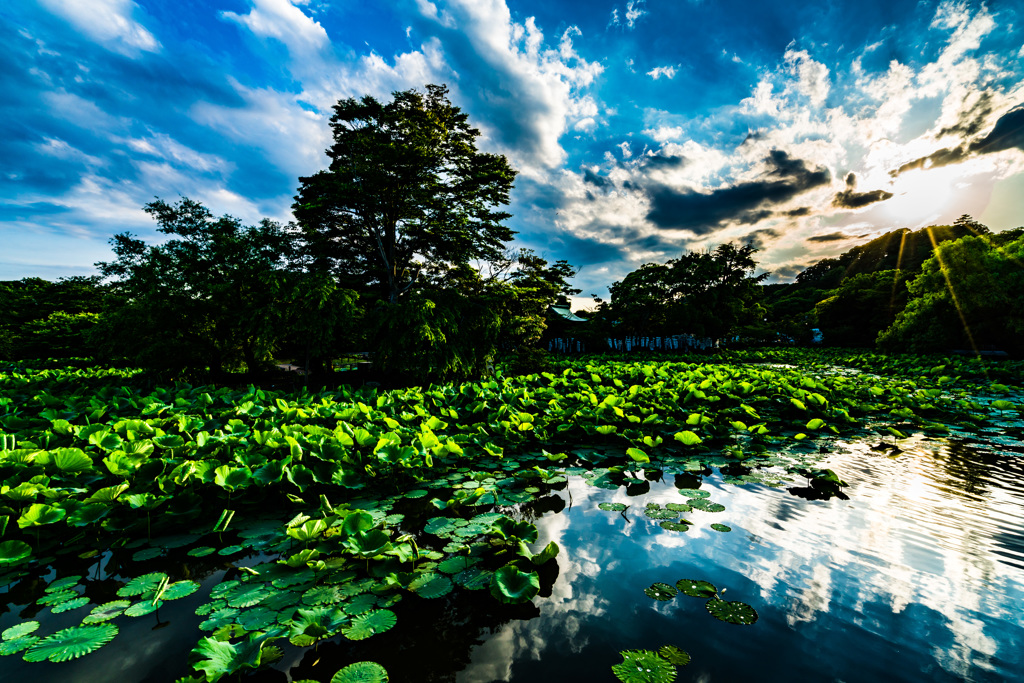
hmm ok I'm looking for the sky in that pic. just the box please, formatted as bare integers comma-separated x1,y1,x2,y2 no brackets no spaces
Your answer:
2,0,1024,305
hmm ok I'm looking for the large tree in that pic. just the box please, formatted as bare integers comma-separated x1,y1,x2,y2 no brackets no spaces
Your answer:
293,84,517,303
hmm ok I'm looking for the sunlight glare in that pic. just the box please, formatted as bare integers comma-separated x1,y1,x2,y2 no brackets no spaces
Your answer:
884,167,959,226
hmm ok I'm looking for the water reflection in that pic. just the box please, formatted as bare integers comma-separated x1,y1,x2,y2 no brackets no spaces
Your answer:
459,436,1024,682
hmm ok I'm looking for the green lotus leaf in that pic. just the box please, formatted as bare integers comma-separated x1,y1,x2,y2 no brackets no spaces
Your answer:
303,585,346,606
52,447,94,472
710,523,732,532
237,608,277,631
289,606,348,642
286,518,328,543
644,582,678,601
336,578,376,598
598,503,627,512
676,579,717,598
51,596,90,613
658,645,690,666
611,649,677,683
343,609,396,641
18,503,66,528
196,600,224,616
163,580,201,600
0,540,34,566
212,624,248,641
23,624,117,663
644,508,678,520
227,585,271,608
423,517,456,535
673,431,702,446
408,573,452,599
37,589,78,606
664,503,691,512
83,601,130,623
490,517,539,544
190,632,273,682
404,489,428,499
2,621,40,639
199,607,243,631
343,593,379,615
117,572,168,597
626,447,650,463
331,661,389,683
187,546,214,558
676,489,709,499
210,580,242,600
437,556,479,574
705,598,758,625
687,499,725,513
454,567,493,590
0,636,39,656
342,530,392,559
489,565,539,604
218,545,245,556
45,575,83,592
125,600,163,617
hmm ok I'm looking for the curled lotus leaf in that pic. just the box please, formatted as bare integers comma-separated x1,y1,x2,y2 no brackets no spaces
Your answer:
489,565,539,604
0,540,33,565
644,582,678,601
676,579,717,598
331,661,389,683
705,598,758,625
611,649,677,683
23,624,118,663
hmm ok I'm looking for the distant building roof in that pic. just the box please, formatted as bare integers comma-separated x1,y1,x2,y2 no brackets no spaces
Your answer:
548,305,588,322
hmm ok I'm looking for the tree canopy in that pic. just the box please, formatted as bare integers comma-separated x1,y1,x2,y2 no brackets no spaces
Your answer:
293,84,517,303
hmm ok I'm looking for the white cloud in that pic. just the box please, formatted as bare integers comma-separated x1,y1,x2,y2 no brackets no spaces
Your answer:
123,133,231,175
646,65,677,80
617,141,632,159
35,138,103,166
783,48,830,108
221,0,329,56
642,125,683,143
608,1,648,30
37,0,159,55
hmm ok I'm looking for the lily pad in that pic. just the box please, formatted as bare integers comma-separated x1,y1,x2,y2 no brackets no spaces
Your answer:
2,621,40,639
489,565,540,604
687,499,725,513
408,573,452,599
644,508,678,520
710,523,732,533
437,556,479,574
676,579,717,598
0,636,39,656
125,600,163,617
23,624,118,662
117,572,168,598
188,546,217,557
51,596,90,613
658,645,690,666
343,610,397,641
705,598,758,625
644,582,678,601
163,580,201,600
343,593,379,615
611,649,677,683
453,567,493,590
331,661,389,683
83,601,130,624
132,547,164,562
598,502,628,512
45,575,83,593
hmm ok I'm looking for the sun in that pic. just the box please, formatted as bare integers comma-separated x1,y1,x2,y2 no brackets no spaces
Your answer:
883,167,958,226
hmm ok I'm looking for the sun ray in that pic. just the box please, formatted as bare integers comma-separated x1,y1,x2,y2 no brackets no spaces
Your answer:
925,227,981,361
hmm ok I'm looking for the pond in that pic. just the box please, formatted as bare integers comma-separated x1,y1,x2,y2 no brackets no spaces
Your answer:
3,432,1023,682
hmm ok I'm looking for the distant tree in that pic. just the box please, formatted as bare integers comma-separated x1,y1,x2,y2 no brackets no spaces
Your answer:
878,233,1024,354
95,197,356,377
293,84,517,304
0,276,105,359
814,270,909,347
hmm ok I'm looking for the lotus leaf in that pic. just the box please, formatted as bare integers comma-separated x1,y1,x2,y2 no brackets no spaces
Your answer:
331,661,389,683
289,606,348,642
658,645,690,666
3,621,40,640
687,499,725,513
664,503,691,512
0,636,39,656
125,600,163,617
343,593,379,615
659,521,690,532
303,585,346,605
83,601,130,623
237,608,277,631
408,573,453,599
490,565,539,604
51,596,90,613
227,585,271,608
37,589,77,606
190,632,273,682
676,579,717,598
710,523,732,532
133,547,163,562
17,503,66,528
598,503,627,512
0,540,32,566
118,572,168,597
611,649,677,683
163,581,201,600
645,508,678,520
212,624,247,641
343,609,396,641
52,447,94,472
705,598,758,625
23,624,117,663
644,582,678,601
454,567,493,590
437,556,479,574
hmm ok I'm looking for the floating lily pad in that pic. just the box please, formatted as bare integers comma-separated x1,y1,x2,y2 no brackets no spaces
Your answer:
644,582,678,601
343,610,397,641
408,573,452,599
303,585,346,606
188,546,216,557
664,503,691,513
218,545,245,556
611,649,677,683
658,645,690,666
331,660,389,683
0,636,39,656
23,624,118,662
344,593,378,615
2,621,40,640
37,589,77,606
676,489,709,499
437,556,479,574
125,600,163,617
132,548,163,562
162,580,201,600
598,502,627,512
45,575,83,593
705,598,758,625
51,596,90,613
644,508,678,520
453,567,492,590
117,572,168,598
676,579,717,598
710,523,732,533
227,585,271,608
687,499,725,513
83,601,130,624
659,521,691,532
237,607,277,631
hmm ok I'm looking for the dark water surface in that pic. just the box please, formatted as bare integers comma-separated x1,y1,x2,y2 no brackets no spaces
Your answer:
2,435,1023,682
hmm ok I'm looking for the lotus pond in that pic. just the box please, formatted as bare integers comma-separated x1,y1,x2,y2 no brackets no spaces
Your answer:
1,350,1022,682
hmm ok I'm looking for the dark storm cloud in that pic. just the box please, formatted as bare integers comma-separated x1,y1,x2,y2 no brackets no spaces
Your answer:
892,104,1024,176
583,168,611,187
772,263,805,279
806,232,849,242
832,171,892,209
645,150,830,233
744,227,780,249
938,92,994,138
784,207,811,216
640,153,686,169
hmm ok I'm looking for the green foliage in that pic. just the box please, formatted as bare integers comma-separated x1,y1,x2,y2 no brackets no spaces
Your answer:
0,277,105,360
814,270,909,347
878,232,1024,353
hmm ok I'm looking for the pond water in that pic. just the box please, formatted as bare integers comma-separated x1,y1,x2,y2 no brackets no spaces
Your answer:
3,433,1024,682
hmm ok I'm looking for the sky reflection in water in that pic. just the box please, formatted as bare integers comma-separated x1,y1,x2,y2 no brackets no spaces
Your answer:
460,436,1024,682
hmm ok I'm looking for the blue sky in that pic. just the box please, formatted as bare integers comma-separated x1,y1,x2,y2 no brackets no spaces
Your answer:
3,0,1023,303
